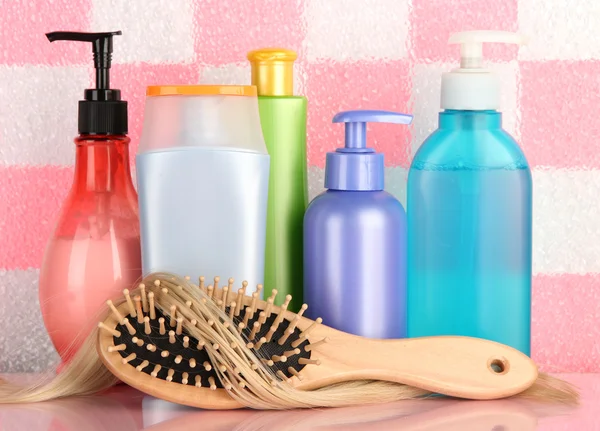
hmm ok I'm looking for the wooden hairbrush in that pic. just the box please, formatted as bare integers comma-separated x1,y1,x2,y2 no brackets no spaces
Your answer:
97,275,539,410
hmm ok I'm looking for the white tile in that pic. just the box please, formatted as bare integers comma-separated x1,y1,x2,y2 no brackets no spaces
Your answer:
0,65,88,166
385,167,408,208
410,61,520,156
308,165,325,202
200,63,250,86
533,168,600,274
409,62,444,156
0,269,59,372
200,63,307,96
518,0,600,60
92,0,195,64
304,0,409,61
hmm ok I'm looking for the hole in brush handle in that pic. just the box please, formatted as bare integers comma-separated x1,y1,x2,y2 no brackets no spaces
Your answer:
488,357,510,375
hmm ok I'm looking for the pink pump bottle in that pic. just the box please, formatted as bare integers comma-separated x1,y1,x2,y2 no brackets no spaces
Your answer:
39,31,141,362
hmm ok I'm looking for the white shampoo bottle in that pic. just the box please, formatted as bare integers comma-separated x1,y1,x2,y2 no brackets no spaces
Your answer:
136,85,270,293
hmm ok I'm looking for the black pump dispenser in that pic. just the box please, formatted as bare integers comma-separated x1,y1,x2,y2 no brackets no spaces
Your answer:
46,31,127,135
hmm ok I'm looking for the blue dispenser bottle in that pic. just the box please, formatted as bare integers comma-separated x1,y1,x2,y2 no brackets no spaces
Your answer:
407,31,532,354
304,110,412,338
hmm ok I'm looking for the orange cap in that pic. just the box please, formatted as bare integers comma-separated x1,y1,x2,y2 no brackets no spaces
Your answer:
146,85,257,97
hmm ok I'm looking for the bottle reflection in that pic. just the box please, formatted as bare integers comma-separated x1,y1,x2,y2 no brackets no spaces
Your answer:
143,396,573,431
0,386,577,431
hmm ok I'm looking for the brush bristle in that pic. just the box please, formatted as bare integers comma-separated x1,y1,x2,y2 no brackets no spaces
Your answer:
100,275,323,389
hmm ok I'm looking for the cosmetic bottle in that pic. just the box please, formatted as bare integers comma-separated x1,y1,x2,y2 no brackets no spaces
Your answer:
304,110,412,338
39,31,141,361
136,86,269,294
247,49,308,310
407,31,532,354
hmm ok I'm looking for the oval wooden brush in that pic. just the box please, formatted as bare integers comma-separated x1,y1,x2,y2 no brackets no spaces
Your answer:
97,275,539,410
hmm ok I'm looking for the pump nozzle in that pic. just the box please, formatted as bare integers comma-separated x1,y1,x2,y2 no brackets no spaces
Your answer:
46,31,121,90
448,30,528,69
333,110,412,152
441,30,527,110
325,110,413,191
46,30,127,135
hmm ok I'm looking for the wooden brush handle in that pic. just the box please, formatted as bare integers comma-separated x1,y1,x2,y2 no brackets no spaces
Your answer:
301,332,538,400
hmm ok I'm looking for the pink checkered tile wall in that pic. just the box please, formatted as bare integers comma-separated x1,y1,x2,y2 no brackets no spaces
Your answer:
0,0,598,373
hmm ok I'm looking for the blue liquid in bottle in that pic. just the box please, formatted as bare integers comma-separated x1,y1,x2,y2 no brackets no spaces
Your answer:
407,110,532,355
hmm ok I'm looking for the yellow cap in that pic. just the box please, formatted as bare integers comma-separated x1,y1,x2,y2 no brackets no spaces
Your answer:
146,85,256,97
247,48,297,96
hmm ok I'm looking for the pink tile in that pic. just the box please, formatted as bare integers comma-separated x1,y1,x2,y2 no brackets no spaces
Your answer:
111,64,200,155
0,166,73,269
532,274,600,373
304,60,412,168
193,0,305,65
410,0,518,63
521,61,600,168
0,0,91,65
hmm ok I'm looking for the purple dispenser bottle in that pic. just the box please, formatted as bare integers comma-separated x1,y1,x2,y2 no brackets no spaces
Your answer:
303,110,412,338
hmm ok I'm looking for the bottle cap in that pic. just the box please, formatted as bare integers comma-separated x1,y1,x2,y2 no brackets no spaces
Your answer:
325,110,412,191
247,48,297,96
46,31,127,135
146,85,256,97
441,31,527,110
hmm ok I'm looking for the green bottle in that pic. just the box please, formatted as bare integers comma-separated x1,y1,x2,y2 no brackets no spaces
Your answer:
247,49,308,311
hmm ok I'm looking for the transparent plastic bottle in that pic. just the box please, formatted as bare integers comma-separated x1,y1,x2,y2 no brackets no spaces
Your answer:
136,86,269,292
407,110,532,354
39,135,141,361
407,31,532,355
40,31,141,361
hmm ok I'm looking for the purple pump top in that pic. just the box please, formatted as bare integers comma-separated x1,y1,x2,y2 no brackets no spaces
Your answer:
304,109,412,339
325,110,412,191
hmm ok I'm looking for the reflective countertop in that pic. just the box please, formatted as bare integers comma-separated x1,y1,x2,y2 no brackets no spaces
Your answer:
0,374,596,430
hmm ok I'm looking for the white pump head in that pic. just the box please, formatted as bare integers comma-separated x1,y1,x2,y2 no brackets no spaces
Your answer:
441,30,527,110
